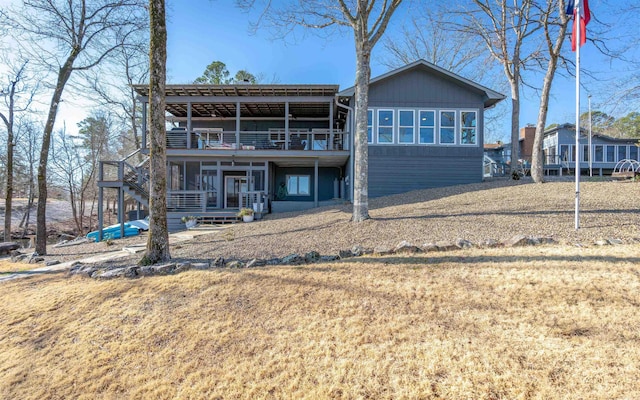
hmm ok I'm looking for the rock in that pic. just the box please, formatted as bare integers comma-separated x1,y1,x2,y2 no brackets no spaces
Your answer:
338,249,353,259
152,263,177,275
435,241,458,252
140,266,155,276
304,251,320,263
281,254,303,264
0,242,20,255
607,238,623,245
124,266,140,278
45,260,61,267
477,239,501,248
192,262,210,270
28,256,45,264
455,238,474,249
320,255,339,262
503,235,531,247
350,245,365,257
394,241,421,254
70,264,99,277
421,243,439,252
373,246,394,255
175,262,191,273
530,236,557,246
225,260,244,269
11,253,29,262
244,258,265,268
96,268,126,279
266,258,282,265
211,257,225,268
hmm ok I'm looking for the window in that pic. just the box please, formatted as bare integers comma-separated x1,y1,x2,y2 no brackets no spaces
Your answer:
606,145,615,162
559,145,577,162
630,145,638,161
398,110,414,144
418,110,435,144
286,175,310,196
618,146,627,161
440,111,455,144
594,145,603,162
367,109,373,143
582,145,590,162
377,109,393,143
460,111,477,145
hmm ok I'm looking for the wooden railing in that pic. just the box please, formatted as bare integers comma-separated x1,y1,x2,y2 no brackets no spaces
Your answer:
165,129,348,151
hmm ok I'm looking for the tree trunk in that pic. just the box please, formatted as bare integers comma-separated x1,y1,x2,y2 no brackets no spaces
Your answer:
4,116,14,241
35,55,76,255
141,0,170,264
531,5,570,183
510,82,520,170
352,37,372,222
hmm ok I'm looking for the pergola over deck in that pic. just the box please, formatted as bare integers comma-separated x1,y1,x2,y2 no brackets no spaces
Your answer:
133,84,346,150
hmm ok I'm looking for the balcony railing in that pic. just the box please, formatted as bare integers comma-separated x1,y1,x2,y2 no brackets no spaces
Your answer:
164,129,349,151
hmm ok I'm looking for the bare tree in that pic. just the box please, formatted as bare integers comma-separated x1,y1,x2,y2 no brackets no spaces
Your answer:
0,60,35,241
14,119,41,235
530,0,571,182
1,0,147,254
238,0,403,222
381,7,494,83
455,0,540,169
140,0,170,264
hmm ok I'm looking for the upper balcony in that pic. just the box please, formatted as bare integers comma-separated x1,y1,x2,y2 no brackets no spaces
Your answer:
133,83,352,155
164,128,349,152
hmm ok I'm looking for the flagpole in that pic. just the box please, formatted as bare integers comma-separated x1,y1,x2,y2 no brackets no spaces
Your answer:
574,3,581,230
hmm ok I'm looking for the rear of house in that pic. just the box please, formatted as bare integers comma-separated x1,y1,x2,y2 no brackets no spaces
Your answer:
97,60,504,234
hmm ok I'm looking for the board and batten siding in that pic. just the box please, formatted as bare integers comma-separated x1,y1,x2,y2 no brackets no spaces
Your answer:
368,146,483,198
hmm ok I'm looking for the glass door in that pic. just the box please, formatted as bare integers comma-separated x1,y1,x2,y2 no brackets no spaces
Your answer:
224,175,248,209
201,169,218,209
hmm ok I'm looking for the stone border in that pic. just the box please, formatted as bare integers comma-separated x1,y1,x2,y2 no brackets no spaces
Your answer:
64,235,637,280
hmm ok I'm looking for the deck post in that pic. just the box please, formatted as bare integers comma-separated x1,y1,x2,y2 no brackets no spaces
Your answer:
98,187,104,242
187,102,192,148
236,102,241,149
314,158,319,208
329,100,334,150
141,101,147,149
119,188,125,239
285,102,289,150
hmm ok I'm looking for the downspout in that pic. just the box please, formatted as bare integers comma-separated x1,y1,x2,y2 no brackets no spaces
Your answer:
335,96,354,202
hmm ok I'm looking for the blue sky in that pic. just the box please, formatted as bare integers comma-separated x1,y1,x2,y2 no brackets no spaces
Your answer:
164,0,635,143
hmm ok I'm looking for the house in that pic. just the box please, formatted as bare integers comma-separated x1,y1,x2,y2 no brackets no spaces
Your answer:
97,60,505,234
484,125,536,177
542,123,640,176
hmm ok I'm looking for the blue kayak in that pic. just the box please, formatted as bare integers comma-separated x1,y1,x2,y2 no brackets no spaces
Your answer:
87,223,141,242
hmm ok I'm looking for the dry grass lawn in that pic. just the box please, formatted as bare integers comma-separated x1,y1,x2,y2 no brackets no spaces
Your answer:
2,245,640,399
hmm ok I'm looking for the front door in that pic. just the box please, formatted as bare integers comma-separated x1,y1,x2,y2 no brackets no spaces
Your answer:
201,169,218,209
224,176,248,209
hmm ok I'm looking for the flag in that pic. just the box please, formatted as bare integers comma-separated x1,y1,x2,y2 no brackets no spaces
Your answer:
566,0,591,51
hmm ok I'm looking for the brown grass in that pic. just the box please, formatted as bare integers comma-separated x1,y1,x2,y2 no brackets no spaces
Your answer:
2,245,640,399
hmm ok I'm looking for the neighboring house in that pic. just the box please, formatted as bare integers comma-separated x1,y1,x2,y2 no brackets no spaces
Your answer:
542,123,640,175
483,142,508,177
97,59,505,232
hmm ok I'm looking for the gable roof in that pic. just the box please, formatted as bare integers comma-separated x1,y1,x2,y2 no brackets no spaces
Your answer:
545,123,640,144
337,59,505,109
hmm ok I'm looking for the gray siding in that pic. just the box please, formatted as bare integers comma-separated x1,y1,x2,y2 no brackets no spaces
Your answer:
367,68,486,109
368,146,483,198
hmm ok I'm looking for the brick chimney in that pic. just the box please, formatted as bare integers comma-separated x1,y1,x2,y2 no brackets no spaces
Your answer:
519,125,536,161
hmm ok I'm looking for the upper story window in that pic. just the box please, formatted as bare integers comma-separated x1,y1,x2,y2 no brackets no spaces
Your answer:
367,109,373,143
398,110,415,144
419,110,435,144
377,110,394,143
460,111,477,145
439,111,455,144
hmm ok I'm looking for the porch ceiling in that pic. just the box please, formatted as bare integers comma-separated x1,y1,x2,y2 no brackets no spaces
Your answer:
133,84,340,119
